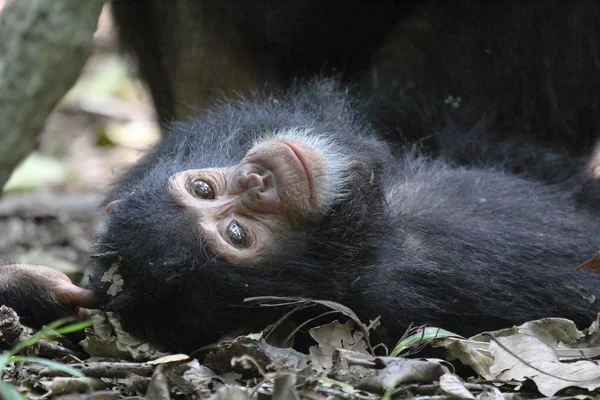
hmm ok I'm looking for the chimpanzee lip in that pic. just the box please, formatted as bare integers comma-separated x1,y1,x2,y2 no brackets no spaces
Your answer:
280,140,314,202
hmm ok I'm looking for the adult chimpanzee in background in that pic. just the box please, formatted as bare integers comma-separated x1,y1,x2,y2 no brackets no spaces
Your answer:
1,80,598,352
365,1,600,195
110,0,419,123
111,0,600,209
111,1,600,152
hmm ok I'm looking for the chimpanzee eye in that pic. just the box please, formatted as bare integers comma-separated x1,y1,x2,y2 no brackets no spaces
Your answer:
192,180,215,200
226,220,248,248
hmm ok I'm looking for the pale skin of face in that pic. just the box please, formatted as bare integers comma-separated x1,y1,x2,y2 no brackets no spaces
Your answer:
168,138,326,265
2,137,326,309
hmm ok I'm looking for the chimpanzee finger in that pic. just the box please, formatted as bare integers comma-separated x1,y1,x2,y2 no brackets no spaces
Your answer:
0,264,97,326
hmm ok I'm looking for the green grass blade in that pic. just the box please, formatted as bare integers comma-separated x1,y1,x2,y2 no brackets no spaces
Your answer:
0,381,24,400
0,352,12,370
10,317,100,356
10,330,51,356
55,318,99,335
45,316,77,330
391,327,461,357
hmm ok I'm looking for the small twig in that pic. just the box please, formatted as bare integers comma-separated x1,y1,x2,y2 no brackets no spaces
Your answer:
39,361,155,378
36,339,86,359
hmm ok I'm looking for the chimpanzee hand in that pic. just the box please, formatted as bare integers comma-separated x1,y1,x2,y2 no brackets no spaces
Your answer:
0,264,97,327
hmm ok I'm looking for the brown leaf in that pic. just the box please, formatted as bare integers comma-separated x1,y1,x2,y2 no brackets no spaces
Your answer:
308,320,369,372
272,373,299,400
439,372,475,399
244,296,376,352
576,251,600,272
490,333,600,396
357,358,450,394
203,333,309,376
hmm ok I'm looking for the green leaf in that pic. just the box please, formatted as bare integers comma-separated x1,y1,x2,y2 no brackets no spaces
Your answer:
391,327,461,357
11,356,84,377
0,381,24,400
46,316,77,330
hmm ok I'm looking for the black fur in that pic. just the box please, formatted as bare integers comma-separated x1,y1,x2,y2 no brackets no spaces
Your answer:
365,0,600,170
81,81,600,352
112,1,600,153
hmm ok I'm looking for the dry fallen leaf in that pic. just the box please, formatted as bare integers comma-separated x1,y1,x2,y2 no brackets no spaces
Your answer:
436,337,494,379
435,317,600,379
208,385,251,400
576,251,600,272
80,311,168,361
329,348,379,385
165,359,219,396
147,354,190,365
244,296,376,352
203,333,309,376
35,377,106,397
145,365,170,400
357,358,451,394
309,320,369,372
490,333,600,396
271,373,298,400
439,372,475,399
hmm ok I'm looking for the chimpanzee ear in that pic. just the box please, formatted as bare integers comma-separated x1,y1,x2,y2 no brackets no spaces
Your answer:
105,200,121,216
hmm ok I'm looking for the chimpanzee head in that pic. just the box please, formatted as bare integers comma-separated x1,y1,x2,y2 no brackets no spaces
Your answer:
83,82,392,350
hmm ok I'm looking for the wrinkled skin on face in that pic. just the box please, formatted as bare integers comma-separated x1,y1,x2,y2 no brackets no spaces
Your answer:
166,138,326,264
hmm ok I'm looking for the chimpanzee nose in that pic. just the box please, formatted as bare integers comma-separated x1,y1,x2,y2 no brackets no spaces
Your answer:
244,171,264,190
237,163,272,192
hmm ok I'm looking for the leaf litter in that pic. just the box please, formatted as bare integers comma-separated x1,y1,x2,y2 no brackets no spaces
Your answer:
2,297,600,399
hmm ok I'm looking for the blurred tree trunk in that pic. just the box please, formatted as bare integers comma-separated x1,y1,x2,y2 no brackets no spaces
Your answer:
0,0,105,193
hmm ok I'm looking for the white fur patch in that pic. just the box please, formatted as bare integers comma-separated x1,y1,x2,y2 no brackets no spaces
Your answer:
253,127,354,211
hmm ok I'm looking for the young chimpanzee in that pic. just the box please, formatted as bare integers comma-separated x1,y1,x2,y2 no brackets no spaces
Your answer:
1,80,599,352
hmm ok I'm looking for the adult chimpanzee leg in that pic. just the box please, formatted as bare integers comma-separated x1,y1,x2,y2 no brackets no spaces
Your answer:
365,0,600,186
111,0,414,123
